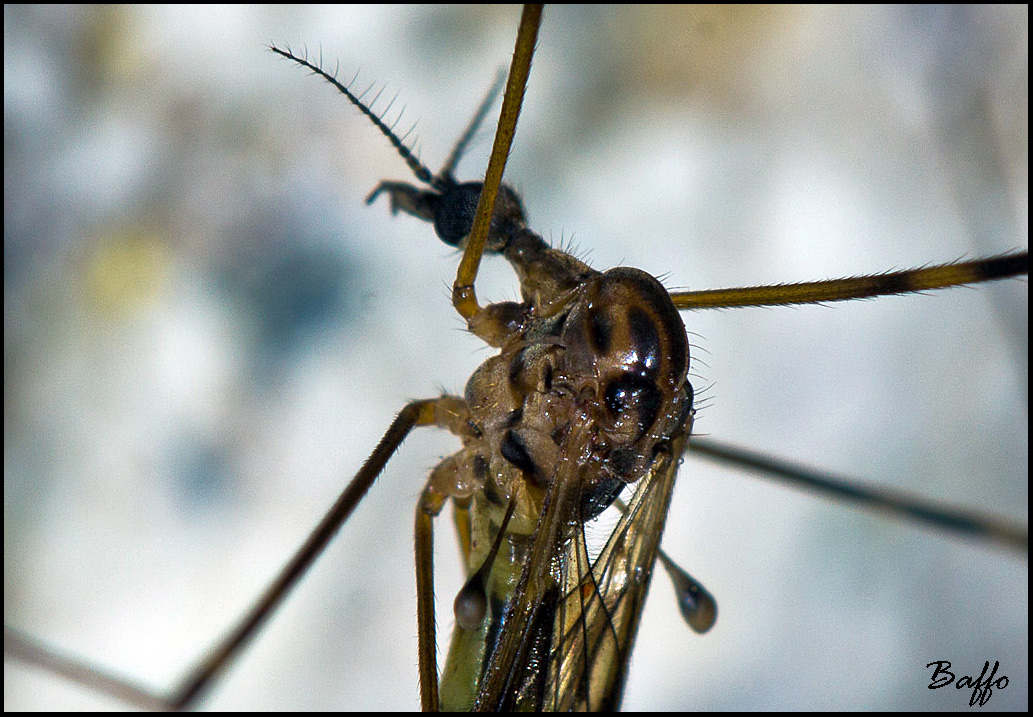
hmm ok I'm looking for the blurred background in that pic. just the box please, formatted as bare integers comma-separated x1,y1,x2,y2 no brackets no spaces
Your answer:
5,5,1027,710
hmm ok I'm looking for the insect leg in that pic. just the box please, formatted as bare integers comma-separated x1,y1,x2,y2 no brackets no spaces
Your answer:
411,395,487,712
688,437,1028,553
4,628,166,711
452,4,542,321
415,483,441,711
5,398,445,710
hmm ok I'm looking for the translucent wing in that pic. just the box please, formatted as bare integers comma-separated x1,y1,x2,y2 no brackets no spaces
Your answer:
542,433,688,711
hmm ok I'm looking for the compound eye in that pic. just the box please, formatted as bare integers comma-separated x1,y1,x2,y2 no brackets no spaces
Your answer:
603,374,662,440
433,182,525,250
434,183,482,247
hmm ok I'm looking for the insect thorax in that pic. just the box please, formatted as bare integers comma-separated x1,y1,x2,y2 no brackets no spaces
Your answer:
398,176,696,528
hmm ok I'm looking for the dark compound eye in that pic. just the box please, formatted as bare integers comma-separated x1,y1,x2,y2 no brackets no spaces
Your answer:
433,182,525,249
604,374,662,439
434,183,483,246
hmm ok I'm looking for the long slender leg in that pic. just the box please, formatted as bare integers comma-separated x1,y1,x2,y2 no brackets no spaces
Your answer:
670,252,1028,309
5,398,443,710
689,437,1027,553
411,395,481,712
4,628,168,711
415,483,444,712
451,3,542,321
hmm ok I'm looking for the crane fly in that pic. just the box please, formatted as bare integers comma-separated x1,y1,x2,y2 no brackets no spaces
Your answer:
4,4,1027,711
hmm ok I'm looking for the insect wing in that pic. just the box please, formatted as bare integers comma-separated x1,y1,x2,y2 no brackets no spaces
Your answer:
544,433,689,711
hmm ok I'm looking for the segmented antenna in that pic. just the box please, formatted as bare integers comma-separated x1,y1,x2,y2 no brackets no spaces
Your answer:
438,67,507,182
271,46,506,195
270,45,439,190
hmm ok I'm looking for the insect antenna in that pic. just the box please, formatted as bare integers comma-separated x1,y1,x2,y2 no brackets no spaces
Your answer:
271,45,507,198
269,45,440,190
438,67,508,182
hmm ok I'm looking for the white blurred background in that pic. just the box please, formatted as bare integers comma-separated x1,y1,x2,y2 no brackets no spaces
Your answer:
5,5,1027,710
